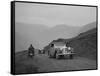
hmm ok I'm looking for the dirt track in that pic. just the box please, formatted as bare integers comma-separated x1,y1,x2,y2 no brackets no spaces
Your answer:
15,51,97,73
33,53,96,72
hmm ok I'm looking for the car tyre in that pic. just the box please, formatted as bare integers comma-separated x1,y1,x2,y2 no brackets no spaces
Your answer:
70,55,73,59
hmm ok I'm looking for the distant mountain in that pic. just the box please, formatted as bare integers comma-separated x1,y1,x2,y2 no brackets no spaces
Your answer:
15,32,40,52
15,23,81,52
15,22,49,36
15,22,97,52
15,23,48,52
79,22,96,33
47,24,81,38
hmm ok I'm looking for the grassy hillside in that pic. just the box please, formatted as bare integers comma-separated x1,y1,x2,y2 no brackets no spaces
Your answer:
44,28,97,60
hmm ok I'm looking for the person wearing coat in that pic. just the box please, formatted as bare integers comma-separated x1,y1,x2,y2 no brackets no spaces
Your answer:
28,44,35,57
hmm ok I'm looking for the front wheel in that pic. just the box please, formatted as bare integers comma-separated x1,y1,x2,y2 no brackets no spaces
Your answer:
69,55,73,59
48,53,52,58
56,54,60,59
48,51,54,58
48,50,56,58
28,54,33,58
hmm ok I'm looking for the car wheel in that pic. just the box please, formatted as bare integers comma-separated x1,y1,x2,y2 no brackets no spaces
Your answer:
70,55,73,59
56,55,60,59
55,52,60,59
48,51,53,58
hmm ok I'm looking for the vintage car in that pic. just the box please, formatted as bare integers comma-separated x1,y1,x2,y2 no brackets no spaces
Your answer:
48,42,75,59
38,49,45,54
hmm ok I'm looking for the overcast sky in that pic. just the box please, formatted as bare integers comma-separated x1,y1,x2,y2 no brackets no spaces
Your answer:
15,2,96,27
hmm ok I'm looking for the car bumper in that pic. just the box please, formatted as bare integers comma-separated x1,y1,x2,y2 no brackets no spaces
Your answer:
57,53,75,56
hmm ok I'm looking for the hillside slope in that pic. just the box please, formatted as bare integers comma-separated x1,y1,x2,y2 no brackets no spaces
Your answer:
68,28,97,60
